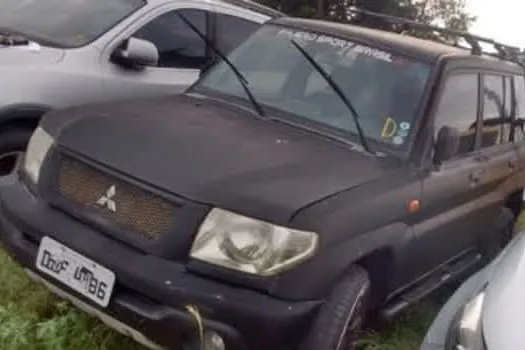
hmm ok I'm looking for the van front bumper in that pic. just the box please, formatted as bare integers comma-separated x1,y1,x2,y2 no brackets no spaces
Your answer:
0,176,321,350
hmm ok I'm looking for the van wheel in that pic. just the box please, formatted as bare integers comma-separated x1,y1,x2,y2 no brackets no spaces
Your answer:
299,266,371,350
0,128,33,176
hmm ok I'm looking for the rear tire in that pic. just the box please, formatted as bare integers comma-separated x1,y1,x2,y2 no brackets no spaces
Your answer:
0,128,33,177
299,265,371,350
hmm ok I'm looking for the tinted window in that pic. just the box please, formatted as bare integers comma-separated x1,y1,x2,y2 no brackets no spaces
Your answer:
215,13,260,54
0,0,144,48
434,74,478,155
515,75,525,118
504,76,513,117
481,75,508,147
134,9,208,69
515,75,525,141
197,25,431,151
483,75,504,118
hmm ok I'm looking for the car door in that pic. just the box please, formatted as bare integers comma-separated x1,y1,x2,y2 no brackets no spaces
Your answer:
473,73,520,215
99,3,215,101
408,72,494,280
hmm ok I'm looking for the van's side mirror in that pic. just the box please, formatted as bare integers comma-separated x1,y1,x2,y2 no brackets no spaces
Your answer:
110,37,159,69
433,126,461,167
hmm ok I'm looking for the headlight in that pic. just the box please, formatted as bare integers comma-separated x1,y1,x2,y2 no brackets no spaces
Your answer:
23,127,55,184
446,291,487,350
190,208,319,276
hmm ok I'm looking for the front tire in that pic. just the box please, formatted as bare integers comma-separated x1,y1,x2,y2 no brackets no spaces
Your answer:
0,128,33,176
300,265,371,350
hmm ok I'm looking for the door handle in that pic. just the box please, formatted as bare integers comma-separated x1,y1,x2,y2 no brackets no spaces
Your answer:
469,169,484,185
509,158,518,170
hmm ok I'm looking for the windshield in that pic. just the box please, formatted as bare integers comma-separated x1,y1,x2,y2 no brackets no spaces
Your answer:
195,25,432,151
0,0,145,48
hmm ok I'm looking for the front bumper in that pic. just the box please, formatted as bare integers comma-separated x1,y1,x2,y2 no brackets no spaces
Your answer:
0,175,321,350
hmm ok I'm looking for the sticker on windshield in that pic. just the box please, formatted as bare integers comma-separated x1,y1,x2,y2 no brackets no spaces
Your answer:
400,122,411,131
277,28,393,62
397,128,409,138
380,117,397,138
392,135,405,145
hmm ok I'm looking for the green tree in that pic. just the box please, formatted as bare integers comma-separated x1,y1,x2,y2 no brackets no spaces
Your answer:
409,0,477,43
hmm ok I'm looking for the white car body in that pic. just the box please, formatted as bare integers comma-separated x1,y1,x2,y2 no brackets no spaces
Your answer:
0,0,280,175
421,229,525,350
0,0,280,119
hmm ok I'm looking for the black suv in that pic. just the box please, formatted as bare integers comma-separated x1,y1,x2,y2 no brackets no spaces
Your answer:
1,10,525,350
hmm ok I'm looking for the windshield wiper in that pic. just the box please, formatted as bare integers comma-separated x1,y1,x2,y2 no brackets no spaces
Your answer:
175,12,265,117
290,39,374,155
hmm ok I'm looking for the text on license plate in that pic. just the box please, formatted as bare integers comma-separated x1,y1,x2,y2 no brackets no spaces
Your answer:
35,236,115,308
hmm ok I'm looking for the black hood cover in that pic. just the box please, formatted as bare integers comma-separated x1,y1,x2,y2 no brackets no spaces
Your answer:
45,94,395,224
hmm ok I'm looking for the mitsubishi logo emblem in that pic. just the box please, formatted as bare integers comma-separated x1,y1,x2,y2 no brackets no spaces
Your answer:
96,185,117,212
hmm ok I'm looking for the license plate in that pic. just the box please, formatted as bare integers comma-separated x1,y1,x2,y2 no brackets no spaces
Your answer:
35,236,115,308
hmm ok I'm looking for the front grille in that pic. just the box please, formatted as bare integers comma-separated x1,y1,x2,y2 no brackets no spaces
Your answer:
57,156,179,240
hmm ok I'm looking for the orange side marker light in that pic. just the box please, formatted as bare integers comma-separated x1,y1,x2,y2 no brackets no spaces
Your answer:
408,199,420,213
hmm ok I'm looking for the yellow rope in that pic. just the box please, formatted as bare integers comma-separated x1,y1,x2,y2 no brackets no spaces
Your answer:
185,304,204,350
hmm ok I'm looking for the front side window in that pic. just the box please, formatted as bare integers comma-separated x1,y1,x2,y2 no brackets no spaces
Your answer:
433,74,479,156
215,13,261,54
0,0,145,48
194,25,431,152
134,9,208,69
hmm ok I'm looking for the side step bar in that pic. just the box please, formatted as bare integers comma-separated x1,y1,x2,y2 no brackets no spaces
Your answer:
380,251,483,320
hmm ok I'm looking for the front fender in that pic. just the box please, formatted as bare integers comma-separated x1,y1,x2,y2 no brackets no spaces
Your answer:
0,60,103,110
269,222,413,300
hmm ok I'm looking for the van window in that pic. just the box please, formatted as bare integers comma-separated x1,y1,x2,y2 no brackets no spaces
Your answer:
481,75,508,148
134,9,209,69
434,74,479,156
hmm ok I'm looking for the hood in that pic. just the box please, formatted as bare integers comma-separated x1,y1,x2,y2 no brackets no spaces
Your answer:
0,41,64,65
46,94,396,224
482,231,525,350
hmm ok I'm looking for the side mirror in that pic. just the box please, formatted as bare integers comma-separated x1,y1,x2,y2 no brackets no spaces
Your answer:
433,126,461,167
111,37,159,69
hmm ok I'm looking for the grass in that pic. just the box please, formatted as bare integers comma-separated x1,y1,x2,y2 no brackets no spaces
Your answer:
0,211,523,350
0,249,143,350
0,248,442,350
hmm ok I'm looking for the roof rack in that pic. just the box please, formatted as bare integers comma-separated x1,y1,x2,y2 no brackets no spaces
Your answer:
347,7,524,65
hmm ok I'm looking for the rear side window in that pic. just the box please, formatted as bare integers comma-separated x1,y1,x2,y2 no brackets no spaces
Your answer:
434,74,479,156
515,75,525,119
514,75,525,141
215,13,261,54
504,76,513,117
481,74,508,148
